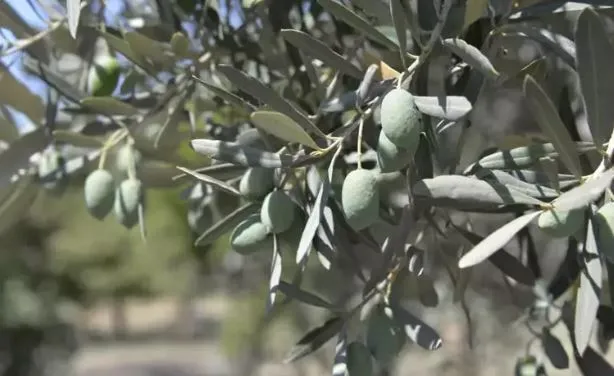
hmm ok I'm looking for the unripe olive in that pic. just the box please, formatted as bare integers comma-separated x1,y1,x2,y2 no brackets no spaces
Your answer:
84,169,116,220
115,143,142,174
230,214,273,255
87,55,121,97
114,178,144,229
538,207,584,238
346,342,374,376
594,202,614,263
366,305,405,367
380,88,422,147
376,131,418,173
260,190,296,234
239,167,275,200
341,169,380,231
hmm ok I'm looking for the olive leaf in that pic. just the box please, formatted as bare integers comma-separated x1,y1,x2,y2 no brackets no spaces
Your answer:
52,130,104,148
192,75,256,113
81,97,139,117
190,139,302,168
551,168,614,212
414,96,472,121
412,175,545,210
216,65,325,138
175,166,241,196
317,0,397,50
467,142,596,172
576,7,614,148
124,31,173,65
250,111,321,150
575,217,602,356
67,0,82,39
523,75,583,179
284,316,345,363
458,211,542,268
267,235,283,311
98,30,157,77
542,329,569,369
194,202,260,246
331,332,348,376
453,224,536,286
296,174,330,264
389,0,408,65
442,38,499,81
280,30,362,79
275,281,338,310
389,303,443,351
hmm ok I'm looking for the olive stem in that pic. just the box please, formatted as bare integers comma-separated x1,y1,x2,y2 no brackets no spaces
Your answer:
98,129,127,169
356,118,365,169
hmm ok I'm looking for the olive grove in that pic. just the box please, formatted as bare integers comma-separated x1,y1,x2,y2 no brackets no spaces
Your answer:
2,0,614,375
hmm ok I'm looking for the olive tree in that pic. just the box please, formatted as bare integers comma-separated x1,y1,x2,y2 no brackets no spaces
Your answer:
2,0,614,375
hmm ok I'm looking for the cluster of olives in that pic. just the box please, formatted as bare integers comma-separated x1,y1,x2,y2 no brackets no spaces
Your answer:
83,143,145,229
230,165,304,255
341,88,422,231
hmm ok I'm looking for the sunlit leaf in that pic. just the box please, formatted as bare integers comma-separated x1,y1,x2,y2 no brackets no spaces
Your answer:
67,0,82,39
250,111,321,150
458,211,541,268
414,96,472,121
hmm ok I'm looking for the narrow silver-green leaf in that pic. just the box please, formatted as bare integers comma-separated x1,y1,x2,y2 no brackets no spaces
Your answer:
175,166,241,197
552,168,614,212
194,201,260,246
192,75,256,113
250,110,321,150
390,0,408,64
81,97,139,117
458,211,541,268
575,7,614,147
542,329,569,369
453,224,537,286
442,38,499,80
52,130,104,148
575,217,602,356
523,75,583,179
67,0,82,39
190,139,300,168
389,303,442,351
217,65,325,138
267,235,283,311
317,0,397,50
276,281,337,310
280,30,362,79
412,175,545,210
284,316,344,363
296,174,330,264
414,96,472,121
